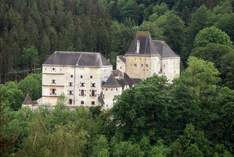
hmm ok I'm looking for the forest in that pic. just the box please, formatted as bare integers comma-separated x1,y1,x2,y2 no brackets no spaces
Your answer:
0,0,234,156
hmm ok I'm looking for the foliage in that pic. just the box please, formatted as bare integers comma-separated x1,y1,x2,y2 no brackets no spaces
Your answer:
18,74,41,99
1,0,234,156
192,43,234,89
194,26,232,47
0,81,24,110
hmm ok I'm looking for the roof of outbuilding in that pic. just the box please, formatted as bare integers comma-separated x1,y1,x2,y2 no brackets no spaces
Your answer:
23,94,33,105
118,55,126,62
44,51,111,67
102,70,136,88
126,31,179,58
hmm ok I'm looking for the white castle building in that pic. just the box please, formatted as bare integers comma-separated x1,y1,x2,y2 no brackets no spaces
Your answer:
23,32,180,109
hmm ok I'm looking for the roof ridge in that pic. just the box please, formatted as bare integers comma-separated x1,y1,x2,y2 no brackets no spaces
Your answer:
55,51,100,54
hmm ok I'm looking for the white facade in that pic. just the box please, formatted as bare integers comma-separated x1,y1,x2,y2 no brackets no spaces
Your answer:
38,32,181,109
41,52,113,107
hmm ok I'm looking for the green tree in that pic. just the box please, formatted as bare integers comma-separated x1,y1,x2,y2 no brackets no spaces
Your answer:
192,43,234,89
21,47,39,70
170,124,211,157
149,140,170,157
112,141,144,157
184,144,204,157
112,76,174,141
18,74,42,100
91,135,110,157
216,13,234,42
194,26,232,47
0,81,24,110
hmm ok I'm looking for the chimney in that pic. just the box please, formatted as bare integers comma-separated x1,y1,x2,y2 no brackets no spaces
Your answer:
136,40,140,54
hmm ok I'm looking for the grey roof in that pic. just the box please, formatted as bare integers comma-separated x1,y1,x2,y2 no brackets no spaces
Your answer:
118,55,126,62
153,40,179,58
44,51,111,67
102,70,136,88
23,94,33,105
126,31,179,58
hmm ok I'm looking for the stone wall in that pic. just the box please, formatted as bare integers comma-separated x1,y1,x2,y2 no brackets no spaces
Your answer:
125,55,160,80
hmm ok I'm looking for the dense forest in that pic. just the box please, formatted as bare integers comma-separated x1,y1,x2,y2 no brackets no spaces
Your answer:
1,0,234,156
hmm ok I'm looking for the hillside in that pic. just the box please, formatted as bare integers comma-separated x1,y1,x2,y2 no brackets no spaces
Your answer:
0,0,234,156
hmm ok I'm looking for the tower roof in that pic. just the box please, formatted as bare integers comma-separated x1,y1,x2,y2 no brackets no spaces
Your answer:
126,31,179,58
127,31,159,55
44,51,111,67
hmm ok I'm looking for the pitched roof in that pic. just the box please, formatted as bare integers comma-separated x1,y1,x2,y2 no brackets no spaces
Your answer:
118,55,126,62
44,51,111,67
102,70,136,88
102,74,122,88
127,31,159,55
23,94,33,105
126,31,179,58
153,40,179,58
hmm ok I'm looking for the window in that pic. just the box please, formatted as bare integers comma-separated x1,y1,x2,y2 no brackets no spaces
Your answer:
71,75,73,78
52,68,55,71
91,101,95,105
91,83,95,87
80,90,85,96
51,89,56,95
80,75,83,78
69,99,72,105
134,64,137,67
145,64,149,67
52,79,56,84
141,64,143,67
91,90,96,97
81,101,84,105
90,75,93,79
69,90,73,95
69,82,72,86
80,83,85,87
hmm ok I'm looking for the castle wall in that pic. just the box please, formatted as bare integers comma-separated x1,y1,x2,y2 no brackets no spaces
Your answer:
161,57,180,81
125,55,160,80
102,87,123,109
42,65,75,105
42,64,112,106
116,56,126,73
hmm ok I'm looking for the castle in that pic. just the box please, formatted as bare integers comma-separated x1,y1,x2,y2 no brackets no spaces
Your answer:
23,32,180,109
